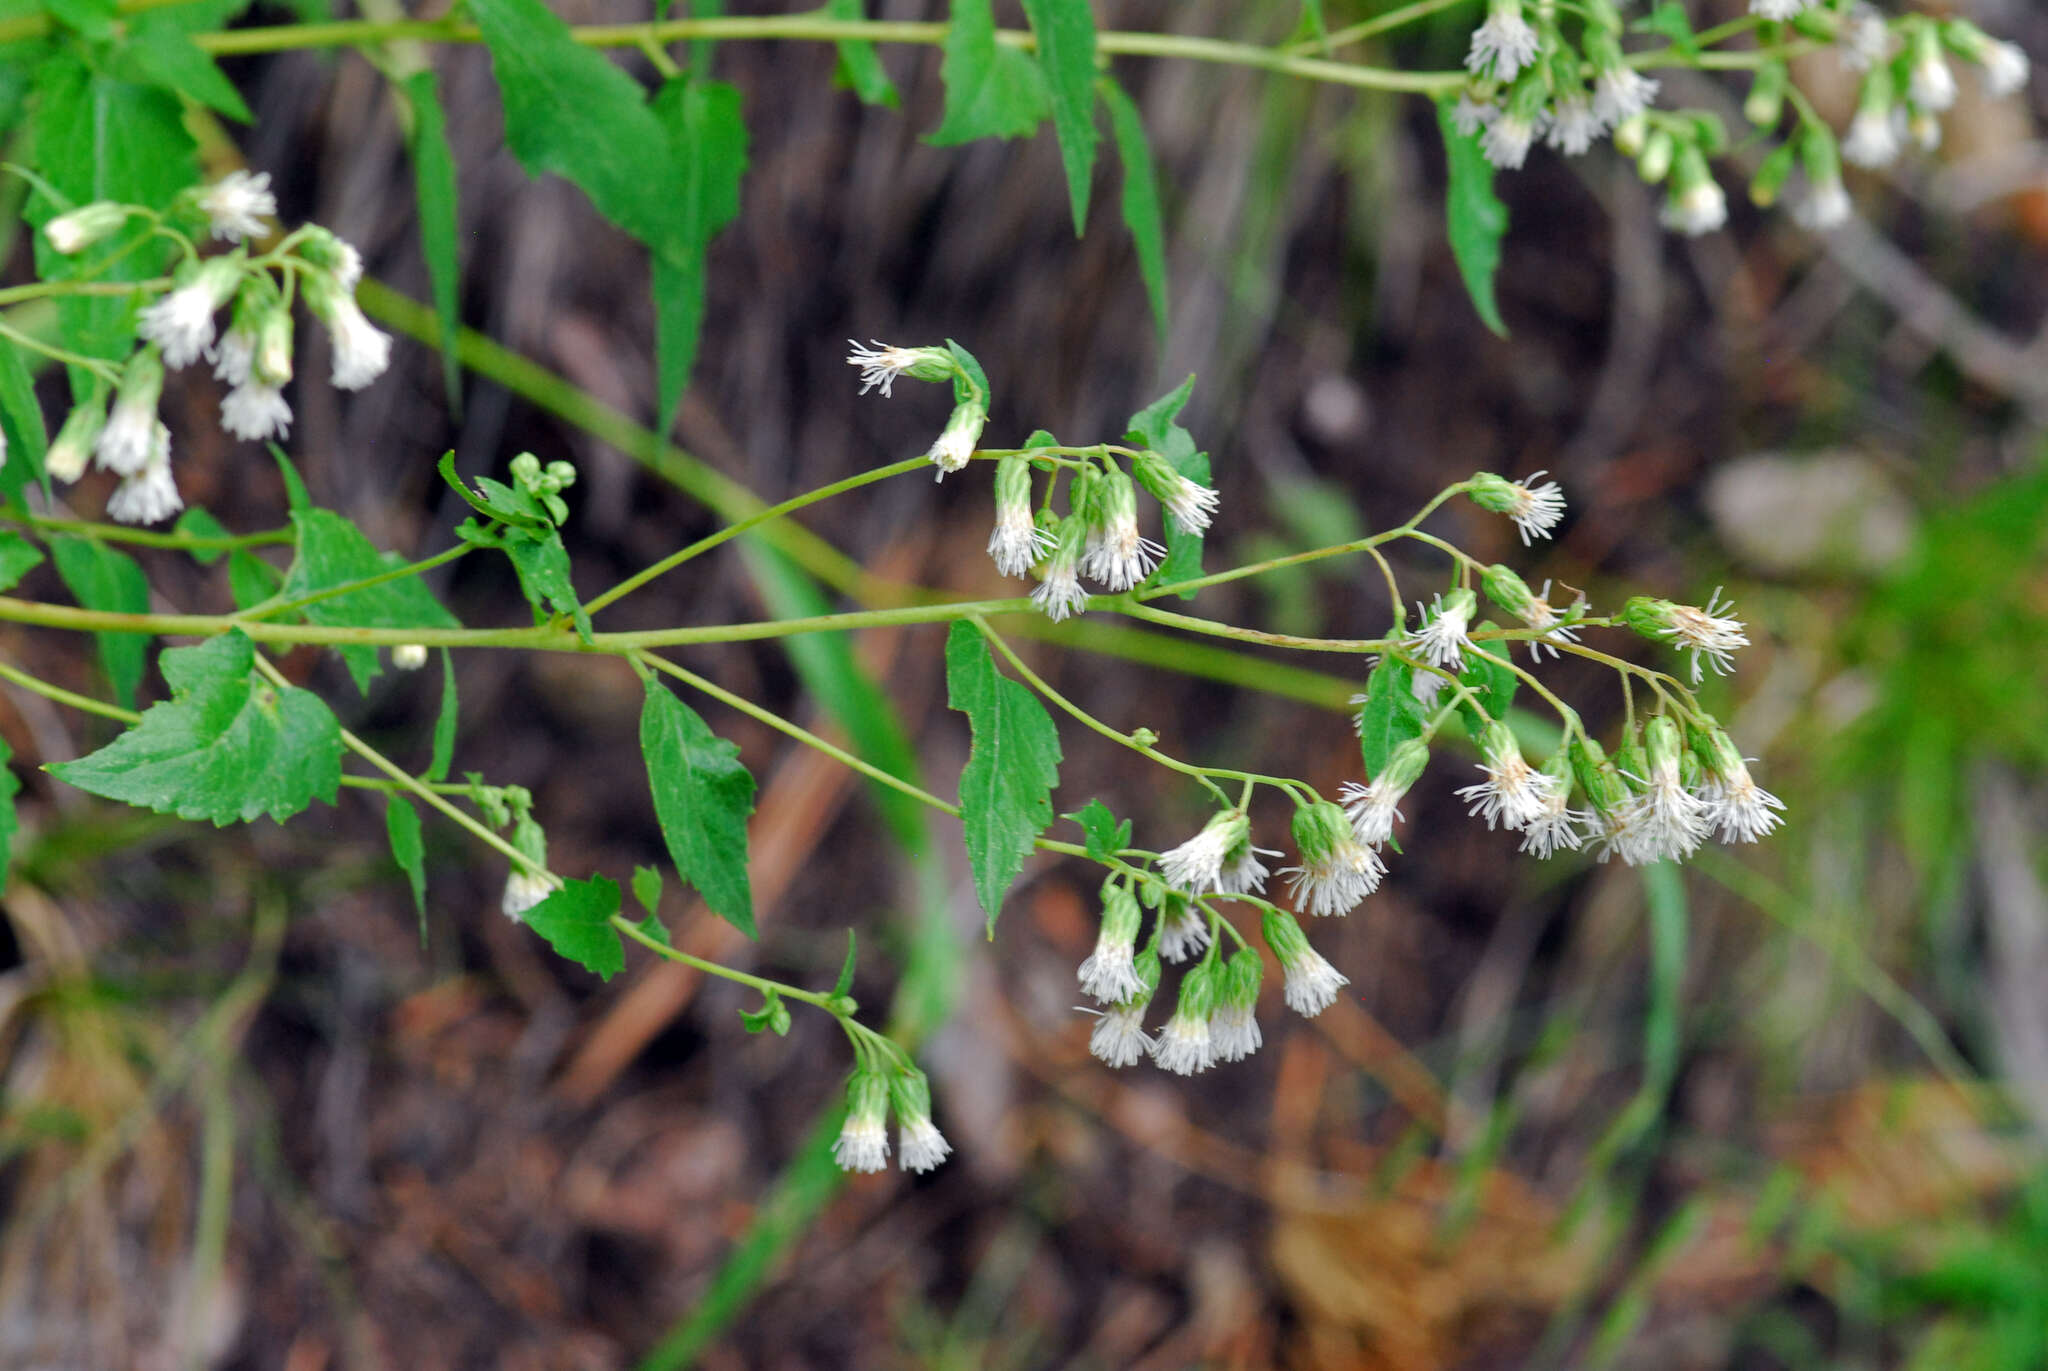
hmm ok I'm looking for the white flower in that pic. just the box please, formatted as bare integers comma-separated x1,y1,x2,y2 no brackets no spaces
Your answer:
1129,450,1221,535
197,170,275,242
899,1116,952,1173
1082,522,1164,592
1467,5,1539,82
1029,556,1090,622
211,326,256,388
1666,588,1749,682
1218,845,1279,897
987,509,1054,579
832,1113,889,1173
1339,779,1406,848
1506,471,1566,544
1078,938,1143,1004
501,868,555,920
1089,1004,1153,1068
1412,592,1475,672
95,392,159,477
1457,754,1559,832
1451,94,1495,137
327,239,364,291
1750,0,1811,19
105,431,182,526
1545,96,1602,157
1210,1002,1262,1063
1905,108,1942,154
1699,766,1786,843
1839,5,1891,71
1617,742,1711,865
1151,1007,1214,1076
1282,822,1384,917
1281,948,1348,1017
1842,107,1901,167
1661,179,1729,236
1159,812,1246,895
1792,177,1852,231
1518,582,1581,662
1156,902,1212,963
392,644,431,671
321,293,392,390
1518,788,1586,858
140,281,225,369
1481,113,1537,171
1594,68,1660,127
1981,42,2030,98
1911,51,1957,112
221,383,293,442
846,339,927,397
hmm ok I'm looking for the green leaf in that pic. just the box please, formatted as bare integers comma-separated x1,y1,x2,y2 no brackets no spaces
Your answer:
928,0,1047,145
650,76,748,437
631,863,664,915
1437,98,1509,338
226,548,279,610
1299,0,1326,46
738,543,924,846
502,530,591,642
438,451,550,534
1455,637,1518,735
1101,77,1167,344
49,629,343,825
0,342,48,502
739,987,790,1035
1125,376,1210,600
633,911,674,949
821,0,897,107
385,795,427,939
270,445,311,515
0,530,43,592
944,620,1061,932
1355,655,1431,778
401,70,463,408
831,929,858,997
1635,1,1700,58
427,648,458,782
1021,0,1099,235
522,873,625,980
1063,798,1129,862
280,509,461,692
43,0,116,41
640,680,758,937
118,16,253,121
49,535,149,709
0,733,19,895
171,507,229,565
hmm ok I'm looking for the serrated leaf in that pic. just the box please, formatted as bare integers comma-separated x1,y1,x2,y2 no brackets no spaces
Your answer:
945,620,1061,932
49,629,342,825
385,795,427,939
928,0,1047,145
1125,376,1210,599
1063,798,1130,862
1454,636,1518,735
172,507,229,565
226,548,279,610
831,929,858,997
1355,655,1431,778
117,16,252,121
50,535,149,708
739,543,923,846
522,873,625,980
650,76,748,437
1101,77,1167,344
1021,0,1098,235
0,342,48,502
631,863,664,915
502,529,591,642
427,648,458,782
633,911,673,949
641,681,758,936
401,70,463,407
1437,98,1509,338
280,509,461,692
0,734,18,895
0,531,42,592
821,0,897,107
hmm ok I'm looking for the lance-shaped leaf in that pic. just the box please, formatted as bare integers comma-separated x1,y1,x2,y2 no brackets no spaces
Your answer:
1101,76,1167,344
0,343,48,501
0,735,19,894
641,680,758,936
385,795,427,940
50,629,342,825
651,76,748,438
929,0,1047,145
1438,98,1509,338
0,531,43,593
821,0,897,107
1021,0,1099,234
401,69,464,406
1126,376,1211,600
279,509,461,693
523,873,625,980
1355,654,1431,779
945,620,1061,933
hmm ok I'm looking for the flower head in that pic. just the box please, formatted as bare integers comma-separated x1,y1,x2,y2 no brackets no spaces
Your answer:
987,453,1053,577
305,274,392,390
1088,947,1160,1067
1481,112,1537,171
1695,726,1785,843
1660,156,1729,236
1210,950,1265,1063
1593,66,1660,128
1467,0,1539,82
1341,737,1430,847
1616,718,1710,864
1792,175,1851,231
846,339,954,396
1030,514,1091,622
1839,5,1891,72
139,255,244,369
1131,448,1218,536
889,1069,951,1173
1159,810,1252,895
95,348,165,477
1518,753,1587,858
392,644,431,671
1412,588,1478,673
1155,895,1212,964
1909,27,1957,112
1282,800,1384,917
1082,469,1165,592
1842,105,1901,168
45,397,108,484
221,382,293,442
1262,909,1348,1018
1079,881,1147,1003
833,1070,891,1173
1456,722,1561,832
105,427,182,526
1151,961,1219,1075
1621,589,1748,682
296,227,364,291
501,867,555,920
1480,564,1580,661
1469,470,1565,544
196,170,276,242
1545,95,1602,157
43,202,129,256
925,400,986,479
1451,93,1495,137
1980,40,2031,98
1750,0,1812,19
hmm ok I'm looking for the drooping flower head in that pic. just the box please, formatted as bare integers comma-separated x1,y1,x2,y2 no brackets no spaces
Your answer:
1283,799,1384,917
1750,0,1813,20
194,170,276,243
1469,470,1566,544
1131,448,1218,536
1210,950,1264,1063
1262,909,1348,1018
925,399,987,479
1152,959,1219,1075
1587,29,1660,129
1341,737,1430,848
890,1067,952,1173
1620,589,1749,683
1412,587,1478,673
139,253,245,369
1907,22,1957,112
1467,0,1539,82
1571,736,1643,866
1842,66,1901,167
95,347,166,477
104,425,182,526
1081,469,1165,592
1480,564,1581,661
1660,147,1729,237
1694,725,1786,843
304,271,393,390
1154,892,1212,964
501,867,556,921
1456,721,1561,833
845,339,955,397
1079,879,1147,1003
1159,809,1252,895
42,201,129,256
45,394,109,484
833,1069,891,1174
1618,717,1711,864
297,226,364,291
987,453,1054,578
1089,946,1161,1068
1030,513,1092,622
1518,752,1587,858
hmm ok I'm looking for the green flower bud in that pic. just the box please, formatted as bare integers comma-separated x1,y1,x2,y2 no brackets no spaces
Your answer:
927,400,986,477
1481,563,1537,620
833,1069,891,1173
43,201,130,255
1289,800,1353,867
1750,141,1798,208
1745,62,1788,128
1638,129,1675,183
1645,716,1683,777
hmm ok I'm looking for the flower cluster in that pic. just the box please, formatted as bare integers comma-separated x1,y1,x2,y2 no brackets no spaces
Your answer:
831,1065,952,1174
847,340,1219,621
37,172,392,524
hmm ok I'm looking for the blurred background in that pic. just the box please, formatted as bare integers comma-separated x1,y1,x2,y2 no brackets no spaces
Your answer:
4,0,2048,1367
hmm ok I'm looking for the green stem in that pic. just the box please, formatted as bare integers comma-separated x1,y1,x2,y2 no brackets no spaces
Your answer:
0,278,169,307
0,657,140,723
237,542,472,622
2,512,294,551
1119,599,1388,655
0,316,124,377
584,457,929,617
1307,0,1470,52
613,914,841,1012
